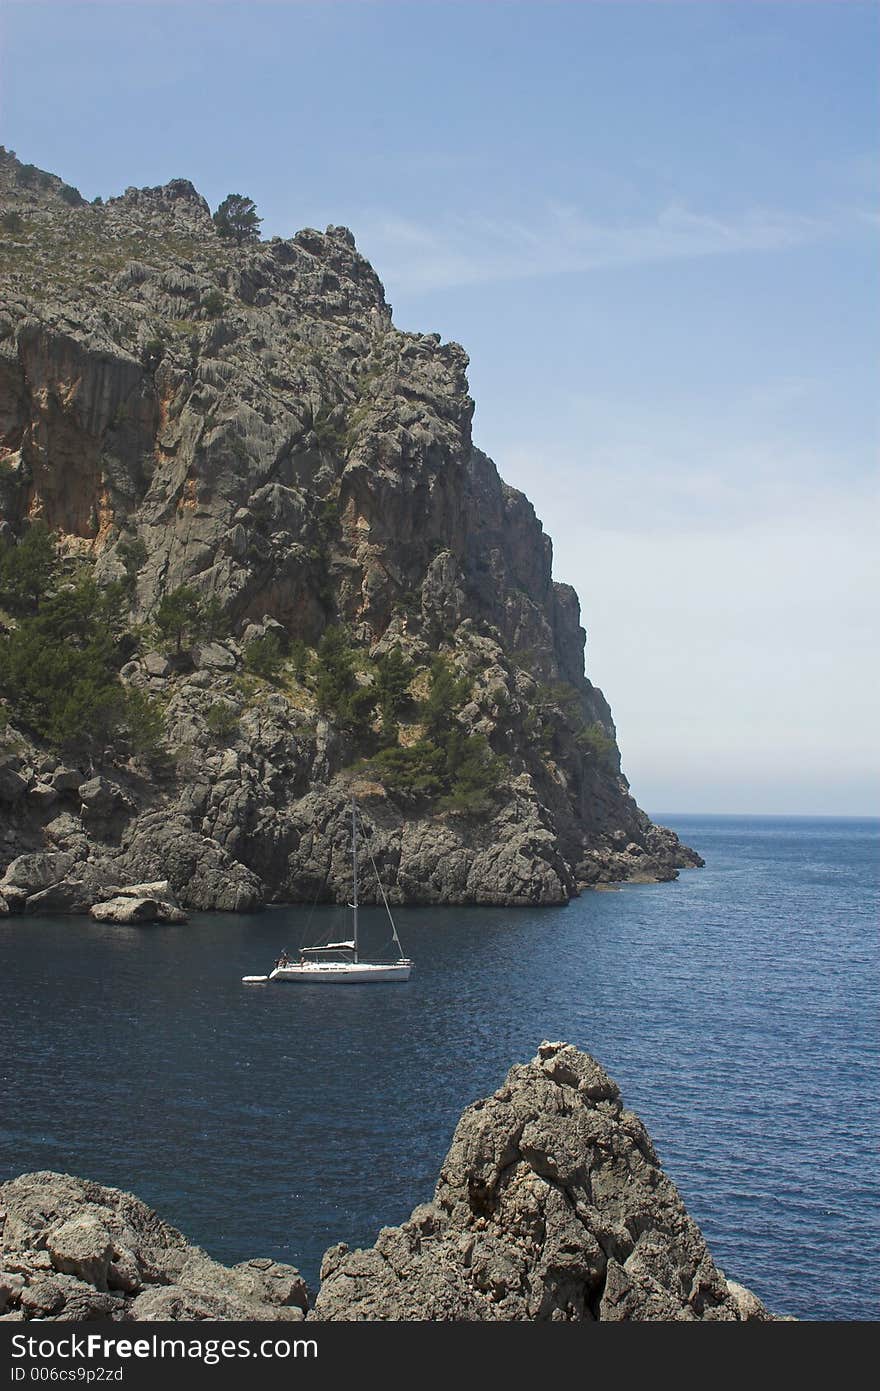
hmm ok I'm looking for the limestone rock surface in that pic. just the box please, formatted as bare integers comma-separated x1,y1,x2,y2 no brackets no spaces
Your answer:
0,1045,776,1323
0,149,703,909
312,1042,775,1322
0,1172,308,1322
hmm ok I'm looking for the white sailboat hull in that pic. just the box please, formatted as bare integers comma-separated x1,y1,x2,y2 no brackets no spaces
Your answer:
242,797,413,986
270,960,412,983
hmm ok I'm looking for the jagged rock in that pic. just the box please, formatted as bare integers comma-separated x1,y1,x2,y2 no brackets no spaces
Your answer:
161,904,188,923
1,851,79,895
20,1277,121,1322
127,1285,265,1321
142,651,170,678
241,616,287,647
0,1046,777,1323
0,1272,26,1312
725,1279,772,1321
0,1171,309,1322
230,1257,309,1312
25,880,93,914
43,813,90,854
78,778,134,838
50,767,85,794
116,879,178,903
89,880,190,923
27,782,57,811
0,893,8,916
22,858,121,915
313,1042,774,1322
117,814,263,911
193,642,236,671
0,150,703,909
47,1213,114,1291
0,764,27,804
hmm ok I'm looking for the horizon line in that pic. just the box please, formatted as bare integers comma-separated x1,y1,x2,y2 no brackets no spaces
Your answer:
649,810,880,821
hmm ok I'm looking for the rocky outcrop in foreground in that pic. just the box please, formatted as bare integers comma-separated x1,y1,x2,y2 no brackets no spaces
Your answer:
0,1044,773,1322
0,1171,307,1321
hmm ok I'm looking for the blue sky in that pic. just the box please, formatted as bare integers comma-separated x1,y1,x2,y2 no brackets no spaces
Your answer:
2,0,877,813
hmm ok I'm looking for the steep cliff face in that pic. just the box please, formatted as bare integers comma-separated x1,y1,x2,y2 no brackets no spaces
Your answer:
0,150,701,909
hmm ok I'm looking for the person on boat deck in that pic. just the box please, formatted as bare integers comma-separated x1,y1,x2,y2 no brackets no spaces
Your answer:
274,949,290,969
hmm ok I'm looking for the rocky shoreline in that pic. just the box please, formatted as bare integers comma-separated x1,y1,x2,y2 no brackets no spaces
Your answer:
0,741,701,920
0,1043,774,1322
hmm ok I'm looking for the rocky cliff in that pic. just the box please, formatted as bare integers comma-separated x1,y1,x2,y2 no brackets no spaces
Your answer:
0,1045,773,1322
0,149,701,911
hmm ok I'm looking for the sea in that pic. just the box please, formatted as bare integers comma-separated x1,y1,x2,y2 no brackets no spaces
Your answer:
1,814,877,1321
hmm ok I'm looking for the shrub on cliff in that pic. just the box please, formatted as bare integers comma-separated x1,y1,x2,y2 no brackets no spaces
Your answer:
45,668,128,759
362,658,503,813
0,569,161,764
117,536,147,576
116,536,147,595
363,728,502,814
199,595,229,641
368,741,445,800
374,647,412,745
576,720,616,765
14,162,41,187
140,337,164,372
213,194,262,245
205,702,240,742
200,288,225,318
0,521,59,615
123,687,166,761
314,626,374,737
421,655,471,738
154,585,204,654
243,632,284,681
314,626,354,707
150,586,229,653
289,639,309,682
533,681,617,770
439,728,503,814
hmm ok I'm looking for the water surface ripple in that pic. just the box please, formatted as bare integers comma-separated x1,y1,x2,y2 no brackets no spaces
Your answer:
1,815,877,1320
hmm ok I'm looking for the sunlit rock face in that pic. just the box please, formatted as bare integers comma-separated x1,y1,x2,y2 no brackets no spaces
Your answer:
0,149,701,908
314,1042,776,1322
0,1044,775,1322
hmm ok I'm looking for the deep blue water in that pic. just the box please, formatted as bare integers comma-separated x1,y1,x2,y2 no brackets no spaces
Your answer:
1,814,877,1321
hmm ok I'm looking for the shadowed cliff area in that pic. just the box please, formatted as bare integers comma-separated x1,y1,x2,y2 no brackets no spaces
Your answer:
0,150,701,911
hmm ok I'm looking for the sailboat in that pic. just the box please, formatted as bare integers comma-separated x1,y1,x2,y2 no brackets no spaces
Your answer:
243,798,412,984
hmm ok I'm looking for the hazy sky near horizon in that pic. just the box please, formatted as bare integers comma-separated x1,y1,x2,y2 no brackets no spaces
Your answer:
1,0,877,815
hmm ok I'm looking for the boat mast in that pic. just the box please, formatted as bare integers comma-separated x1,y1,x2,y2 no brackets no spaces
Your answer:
352,795,359,963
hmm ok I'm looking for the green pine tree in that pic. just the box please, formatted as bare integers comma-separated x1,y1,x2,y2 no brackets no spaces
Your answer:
213,194,262,245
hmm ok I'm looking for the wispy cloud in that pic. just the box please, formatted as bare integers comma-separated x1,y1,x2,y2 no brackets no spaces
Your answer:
495,397,880,812
357,202,828,294
497,386,879,539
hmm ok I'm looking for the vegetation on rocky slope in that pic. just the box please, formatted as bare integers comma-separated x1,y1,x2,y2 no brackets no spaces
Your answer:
0,147,702,908
0,524,162,764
